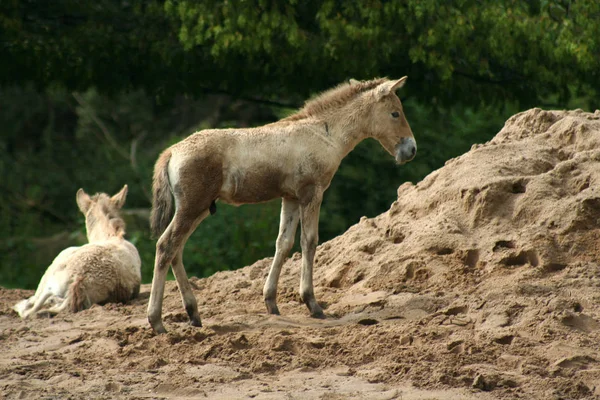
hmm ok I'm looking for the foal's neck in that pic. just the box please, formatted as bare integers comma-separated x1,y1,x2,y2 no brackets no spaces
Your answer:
324,112,370,158
87,216,125,243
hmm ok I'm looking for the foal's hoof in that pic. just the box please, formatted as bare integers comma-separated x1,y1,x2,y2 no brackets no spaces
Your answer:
265,301,281,315
149,318,168,335
152,325,168,335
190,317,202,327
304,298,325,319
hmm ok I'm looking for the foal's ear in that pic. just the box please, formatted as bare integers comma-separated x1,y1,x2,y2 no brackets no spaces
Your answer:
111,184,128,209
76,189,92,213
375,76,408,100
348,78,361,86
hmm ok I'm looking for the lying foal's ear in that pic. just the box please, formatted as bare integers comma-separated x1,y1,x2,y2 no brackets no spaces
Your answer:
348,78,361,86
375,76,408,100
76,189,92,213
111,184,128,209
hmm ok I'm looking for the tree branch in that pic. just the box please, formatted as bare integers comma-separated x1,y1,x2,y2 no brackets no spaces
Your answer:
197,86,302,110
453,70,523,85
130,131,152,202
0,182,73,225
72,92,130,160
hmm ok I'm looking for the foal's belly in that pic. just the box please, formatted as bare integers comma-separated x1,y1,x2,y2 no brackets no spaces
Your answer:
219,167,289,205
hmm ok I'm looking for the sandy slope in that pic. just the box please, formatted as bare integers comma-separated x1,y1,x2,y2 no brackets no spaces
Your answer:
1,108,600,399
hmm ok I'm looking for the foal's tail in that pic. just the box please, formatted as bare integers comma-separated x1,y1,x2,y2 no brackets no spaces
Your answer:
150,149,175,239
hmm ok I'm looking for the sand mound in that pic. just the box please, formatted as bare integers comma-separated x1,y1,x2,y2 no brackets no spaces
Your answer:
1,108,600,399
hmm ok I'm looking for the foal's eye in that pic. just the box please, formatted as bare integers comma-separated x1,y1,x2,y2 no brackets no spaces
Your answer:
391,111,400,118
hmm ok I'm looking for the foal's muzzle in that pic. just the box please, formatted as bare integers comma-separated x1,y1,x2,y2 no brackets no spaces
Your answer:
395,137,417,164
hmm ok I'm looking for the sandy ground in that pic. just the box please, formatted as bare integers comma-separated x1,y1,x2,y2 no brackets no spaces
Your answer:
2,108,600,399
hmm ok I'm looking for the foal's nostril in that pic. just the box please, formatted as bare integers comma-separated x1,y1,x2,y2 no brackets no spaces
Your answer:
396,137,417,164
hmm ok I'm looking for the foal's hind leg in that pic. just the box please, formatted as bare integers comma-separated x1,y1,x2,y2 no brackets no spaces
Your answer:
172,250,201,327
263,198,300,315
171,209,208,327
148,210,205,334
43,296,72,316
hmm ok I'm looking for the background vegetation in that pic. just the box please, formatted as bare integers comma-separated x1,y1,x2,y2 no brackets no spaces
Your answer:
1,0,597,289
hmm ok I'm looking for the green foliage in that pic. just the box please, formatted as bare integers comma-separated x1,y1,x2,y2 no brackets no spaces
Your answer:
166,0,598,106
1,1,598,106
0,1,172,95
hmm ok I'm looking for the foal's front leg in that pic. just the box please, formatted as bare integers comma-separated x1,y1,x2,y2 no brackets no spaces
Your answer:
263,198,300,314
299,194,325,318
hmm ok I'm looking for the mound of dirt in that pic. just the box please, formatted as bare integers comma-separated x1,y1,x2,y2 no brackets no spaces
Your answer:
1,108,600,399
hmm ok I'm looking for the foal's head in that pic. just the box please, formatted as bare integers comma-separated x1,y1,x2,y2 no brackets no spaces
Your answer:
76,185,128,242
360,77,417,164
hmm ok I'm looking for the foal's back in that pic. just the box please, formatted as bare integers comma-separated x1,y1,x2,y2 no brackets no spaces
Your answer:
169,121,340,206
54,238,141,305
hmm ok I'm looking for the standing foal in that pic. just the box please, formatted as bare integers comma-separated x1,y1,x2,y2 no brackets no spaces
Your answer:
148,77,417,333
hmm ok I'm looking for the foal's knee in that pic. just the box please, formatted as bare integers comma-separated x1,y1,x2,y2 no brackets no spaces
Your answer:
277,237,294,253
301,234,318,251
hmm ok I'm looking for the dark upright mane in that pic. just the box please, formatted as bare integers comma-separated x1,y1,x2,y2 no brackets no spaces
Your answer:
282,78,387,121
